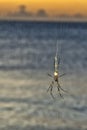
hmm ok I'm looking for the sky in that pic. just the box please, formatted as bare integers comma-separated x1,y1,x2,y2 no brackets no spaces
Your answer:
0,0,87,21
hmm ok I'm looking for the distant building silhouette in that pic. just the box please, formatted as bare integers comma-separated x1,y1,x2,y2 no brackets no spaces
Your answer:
58,14,70,18
17,5,33,16
8,5,33,17
18,5,27,15
36,9,48,17
7,6,49,19
19,5,26,13
74,13,84,18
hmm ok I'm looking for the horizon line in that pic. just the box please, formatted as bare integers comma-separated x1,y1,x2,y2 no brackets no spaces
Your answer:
0,17,87,23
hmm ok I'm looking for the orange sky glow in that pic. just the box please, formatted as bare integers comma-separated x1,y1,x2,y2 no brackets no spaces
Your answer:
0,0,87,20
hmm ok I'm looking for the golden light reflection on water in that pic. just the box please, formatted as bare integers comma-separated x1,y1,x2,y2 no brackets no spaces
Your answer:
0,70,87,128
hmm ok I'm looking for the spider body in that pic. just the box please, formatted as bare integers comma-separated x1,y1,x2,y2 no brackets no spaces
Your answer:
54,71,58,82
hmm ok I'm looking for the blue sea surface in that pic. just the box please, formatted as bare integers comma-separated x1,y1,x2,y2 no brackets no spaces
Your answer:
0,21,87,130
0,21,87,71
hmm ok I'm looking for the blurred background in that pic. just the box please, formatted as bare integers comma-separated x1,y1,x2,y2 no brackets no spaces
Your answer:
0,21,87,130
0,0,87,130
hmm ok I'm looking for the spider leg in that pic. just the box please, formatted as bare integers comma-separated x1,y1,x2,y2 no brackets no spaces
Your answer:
47,85,51,92
59,73,66,78
47,81,55,99
57,81,64,98
47,73,53,78
47,82,52,92
47,80,53,92
57,81,68,93
50,84,55,99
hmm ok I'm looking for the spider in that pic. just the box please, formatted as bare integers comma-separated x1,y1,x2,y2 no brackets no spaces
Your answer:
47,44,67,99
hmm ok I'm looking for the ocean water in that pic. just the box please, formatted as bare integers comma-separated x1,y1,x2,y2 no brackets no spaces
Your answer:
0,21,87,130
